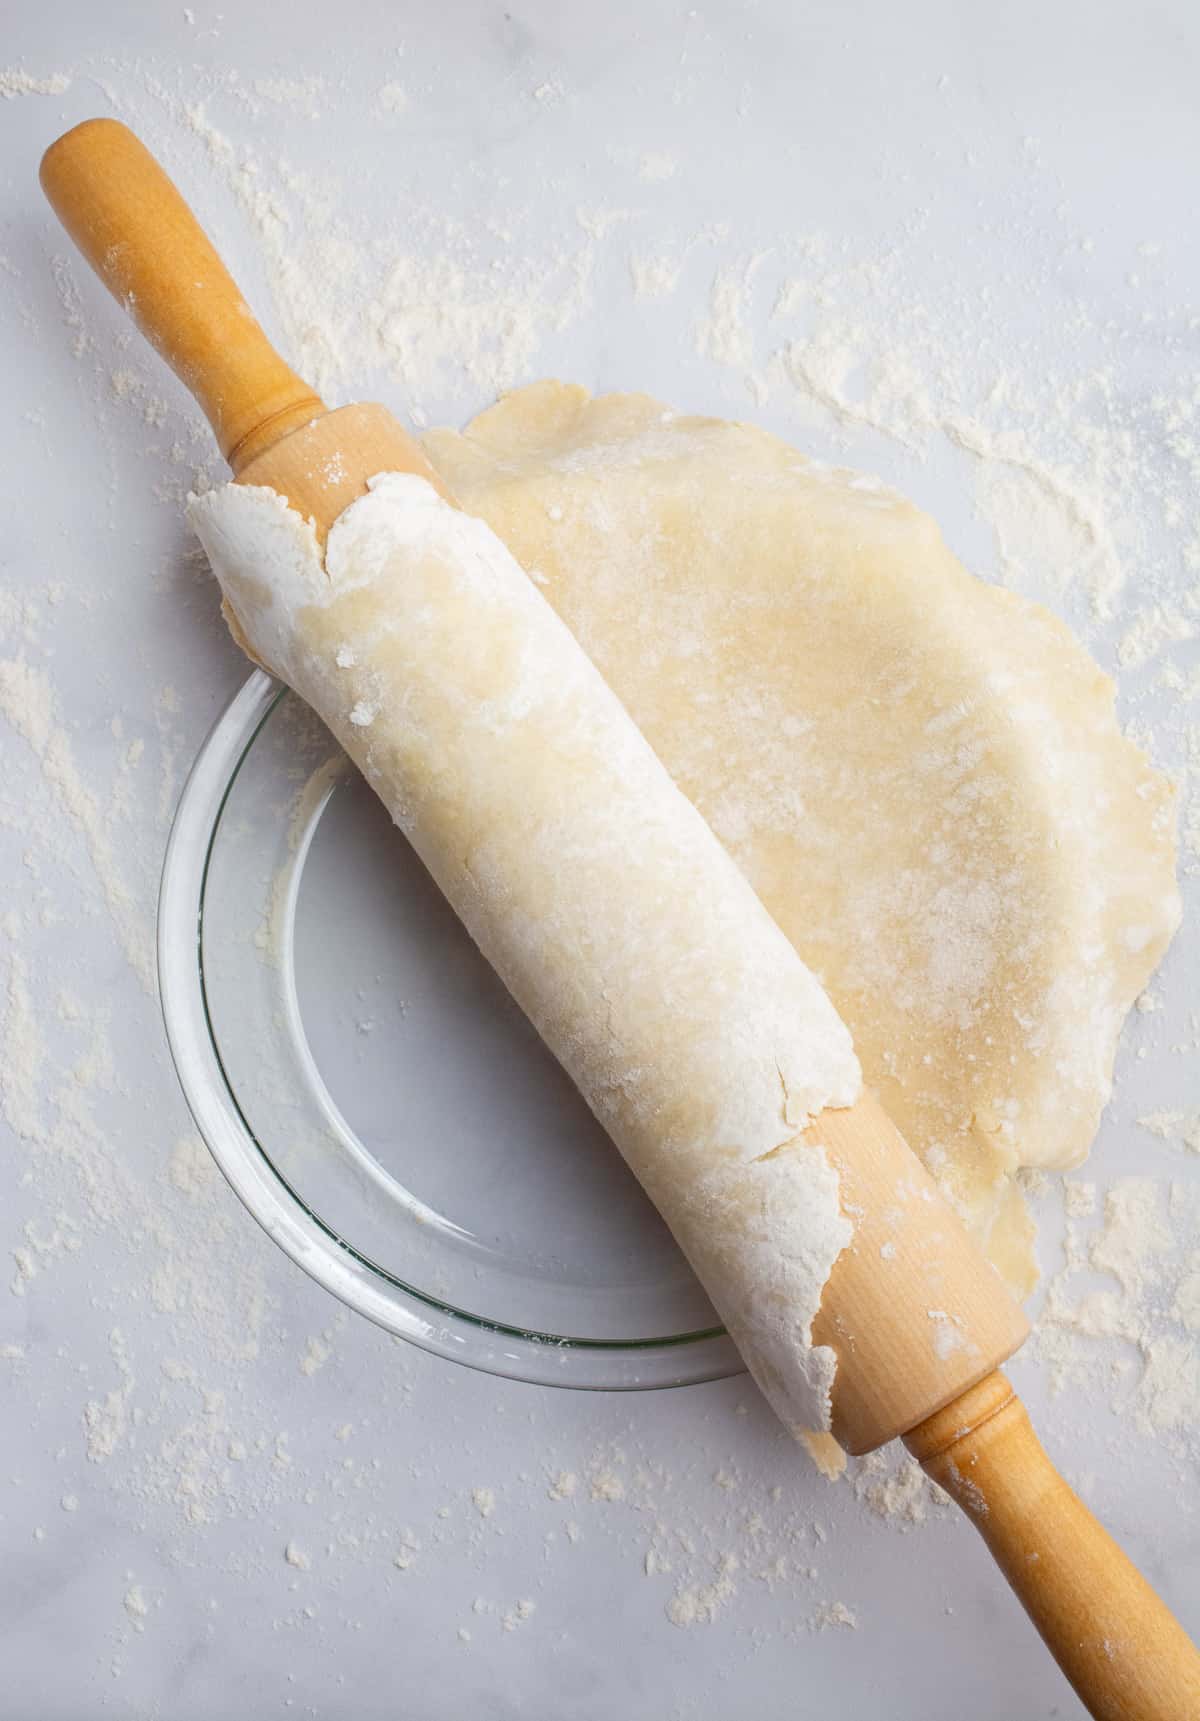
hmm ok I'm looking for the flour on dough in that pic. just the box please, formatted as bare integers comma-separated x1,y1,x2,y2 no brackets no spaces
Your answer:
423,383,1180,1293
189,472,861,1434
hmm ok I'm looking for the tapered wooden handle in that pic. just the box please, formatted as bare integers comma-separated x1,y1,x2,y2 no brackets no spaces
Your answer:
40,118,323,470
906,1372,1200,1719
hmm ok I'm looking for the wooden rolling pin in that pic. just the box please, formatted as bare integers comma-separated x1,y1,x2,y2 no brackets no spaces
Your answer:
41,118,1200,1720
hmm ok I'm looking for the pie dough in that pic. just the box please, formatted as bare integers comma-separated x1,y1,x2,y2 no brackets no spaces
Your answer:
189,379,1178,1434
422,383,1180,1293
189,471,862,1434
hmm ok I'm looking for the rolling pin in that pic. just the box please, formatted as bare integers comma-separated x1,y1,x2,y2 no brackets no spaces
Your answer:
41,119,1200,1720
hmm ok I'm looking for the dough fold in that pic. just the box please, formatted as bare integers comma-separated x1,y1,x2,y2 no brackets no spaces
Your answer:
189,472,862,1433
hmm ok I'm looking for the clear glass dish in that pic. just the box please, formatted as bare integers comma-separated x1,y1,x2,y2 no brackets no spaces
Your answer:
158,672,742,1392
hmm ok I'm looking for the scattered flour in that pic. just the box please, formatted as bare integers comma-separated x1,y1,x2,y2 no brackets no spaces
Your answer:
851,1448,948,1530
1137,1111,1200,1154
1031,1178,1200,1454
666,1552,740,1628
0,658,155,991
299,1335,333,1377
123,1584,150,1630
501,1598,537,1632
1064,1180,1097,1219
393,1529,420,1571
168,1134,217,1200
589,1468,626,1503
630,252,684,300
83,1329,135,1464
252,76,326,118
0,67,71,99
812,1600,858,1631
694,254,768,378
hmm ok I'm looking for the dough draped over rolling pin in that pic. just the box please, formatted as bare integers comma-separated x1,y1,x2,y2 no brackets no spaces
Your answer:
189,472,863,1433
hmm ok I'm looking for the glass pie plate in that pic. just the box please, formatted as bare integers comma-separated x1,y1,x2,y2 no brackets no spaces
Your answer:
158,672,742,1391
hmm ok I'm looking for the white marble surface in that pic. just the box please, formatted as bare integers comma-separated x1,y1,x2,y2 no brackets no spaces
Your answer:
1,3,1198,1716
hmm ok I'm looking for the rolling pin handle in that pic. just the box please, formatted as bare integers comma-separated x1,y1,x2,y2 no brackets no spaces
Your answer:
40,117,323,470
906,1372,1200,1720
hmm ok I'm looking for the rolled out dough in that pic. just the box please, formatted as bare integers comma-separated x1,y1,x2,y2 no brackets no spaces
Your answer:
421,383,1180,1293
189,471,862,1434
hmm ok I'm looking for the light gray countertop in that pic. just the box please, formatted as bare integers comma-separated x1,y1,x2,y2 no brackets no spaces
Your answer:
1,3,1197,1716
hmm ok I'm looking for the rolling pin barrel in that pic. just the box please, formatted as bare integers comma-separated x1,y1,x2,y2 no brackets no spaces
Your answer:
808,1093,1029,1454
